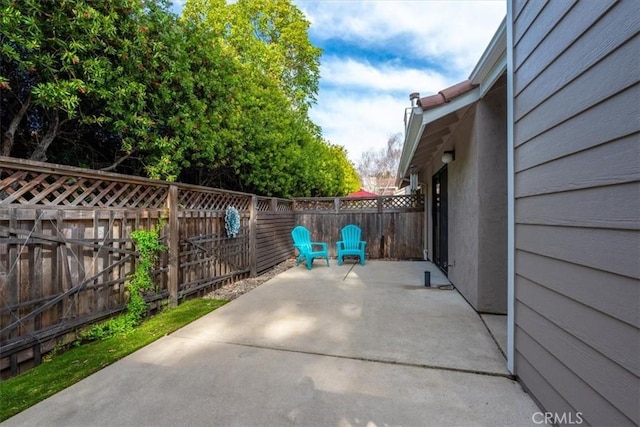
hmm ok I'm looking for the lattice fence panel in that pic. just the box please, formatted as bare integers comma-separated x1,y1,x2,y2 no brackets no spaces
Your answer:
0,158,304,378
256,198,272,212
276,199,293,212
340,198,378,210
293,199,335,211
0,166,168,208
178,190,251,212
382,194,424,210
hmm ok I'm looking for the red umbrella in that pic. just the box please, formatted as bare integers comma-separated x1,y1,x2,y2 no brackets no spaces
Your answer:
346,189,378,198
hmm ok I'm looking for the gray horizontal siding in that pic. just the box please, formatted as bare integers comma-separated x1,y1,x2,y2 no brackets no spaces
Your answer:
515,183,640,230
515,135,639,197
514,351,578,422
515,85,639,172
514,1,617,97
512,0,640,424
516,250,639,327
515,319,637,426
515,38,638,144
513,0,577,76
516,302,639,423
516,1,634,118
512,0,548,48
516,275,639,375
516,224,639,279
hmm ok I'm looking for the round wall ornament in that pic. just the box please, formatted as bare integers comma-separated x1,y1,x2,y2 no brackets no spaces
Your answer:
224,206,241,238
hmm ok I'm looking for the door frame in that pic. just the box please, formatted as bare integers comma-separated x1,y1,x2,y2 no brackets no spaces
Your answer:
432,165,448,275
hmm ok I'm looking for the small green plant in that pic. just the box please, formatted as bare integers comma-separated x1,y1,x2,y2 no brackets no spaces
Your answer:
81,222,166,341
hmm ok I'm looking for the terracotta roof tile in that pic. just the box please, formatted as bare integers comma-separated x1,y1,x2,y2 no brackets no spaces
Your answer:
417,79,478,110
417,93,446,110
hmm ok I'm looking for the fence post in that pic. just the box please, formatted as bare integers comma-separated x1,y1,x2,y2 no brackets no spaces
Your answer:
378,197,384,258
167,185,179,307
249,195,257,277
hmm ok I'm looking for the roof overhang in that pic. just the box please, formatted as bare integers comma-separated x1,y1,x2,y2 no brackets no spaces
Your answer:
469,17,507,97
396,18,506,187
396,88,480,186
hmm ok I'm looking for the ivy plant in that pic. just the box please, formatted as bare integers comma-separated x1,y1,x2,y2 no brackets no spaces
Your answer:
80,222,166,341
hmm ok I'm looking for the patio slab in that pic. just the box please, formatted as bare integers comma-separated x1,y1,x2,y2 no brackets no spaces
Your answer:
175,260,508,376
4,260,540,426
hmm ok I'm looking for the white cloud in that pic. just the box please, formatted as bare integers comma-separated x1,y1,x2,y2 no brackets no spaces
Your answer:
320,56,450,94
298,0,505,71
309,91,409,163
295,0,505,164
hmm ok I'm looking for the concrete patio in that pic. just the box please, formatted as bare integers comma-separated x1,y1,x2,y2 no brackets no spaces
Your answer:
5,260,540,426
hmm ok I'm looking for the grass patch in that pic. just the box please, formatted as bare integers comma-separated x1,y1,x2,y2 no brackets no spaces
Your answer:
0,298,227,422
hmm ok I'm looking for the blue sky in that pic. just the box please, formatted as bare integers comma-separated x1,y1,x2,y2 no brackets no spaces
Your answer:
170,0,506,163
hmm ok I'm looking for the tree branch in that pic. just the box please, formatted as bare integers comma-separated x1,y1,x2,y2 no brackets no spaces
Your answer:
100,150,135,172
2,94,31,156
29,110,60,162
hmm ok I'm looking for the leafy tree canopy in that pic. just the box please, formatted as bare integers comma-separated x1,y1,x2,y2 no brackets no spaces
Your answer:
0,0,358,197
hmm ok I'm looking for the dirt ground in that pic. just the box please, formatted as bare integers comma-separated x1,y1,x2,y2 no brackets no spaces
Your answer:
204,258,297,301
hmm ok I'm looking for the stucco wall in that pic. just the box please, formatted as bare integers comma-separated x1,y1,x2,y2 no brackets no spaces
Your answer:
476,83,507,313
445,107,480,308
431,84,507,314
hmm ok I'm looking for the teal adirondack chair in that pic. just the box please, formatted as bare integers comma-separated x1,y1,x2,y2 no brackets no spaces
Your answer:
336,224,366,266
291,226,330,270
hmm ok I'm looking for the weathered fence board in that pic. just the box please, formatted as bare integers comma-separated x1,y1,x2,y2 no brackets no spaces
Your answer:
256,197,295,274
293,195,425,260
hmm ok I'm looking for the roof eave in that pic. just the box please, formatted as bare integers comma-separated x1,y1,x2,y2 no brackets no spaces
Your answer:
396,107,425,187
396,87,480,186
469,17,507,97
396,16,506,187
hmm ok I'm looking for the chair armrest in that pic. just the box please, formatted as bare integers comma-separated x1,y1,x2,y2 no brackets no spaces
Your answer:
336,241,345,249
359,241,367,249
311,242,328,251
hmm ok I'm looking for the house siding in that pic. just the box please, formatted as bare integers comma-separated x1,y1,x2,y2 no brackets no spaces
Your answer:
510,1,640,426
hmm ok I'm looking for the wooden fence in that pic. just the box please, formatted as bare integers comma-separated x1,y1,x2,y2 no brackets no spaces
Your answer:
0,157,293,378
0,157,425,379
256,197,295,275
294,195,425,260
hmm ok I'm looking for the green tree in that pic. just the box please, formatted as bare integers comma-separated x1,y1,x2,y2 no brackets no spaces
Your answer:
2,0,358,196
184,0,321,112
181,0,353,197
0,0,234,179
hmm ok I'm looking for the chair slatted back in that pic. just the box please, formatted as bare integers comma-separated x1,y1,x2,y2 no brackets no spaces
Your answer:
341,224,362,250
